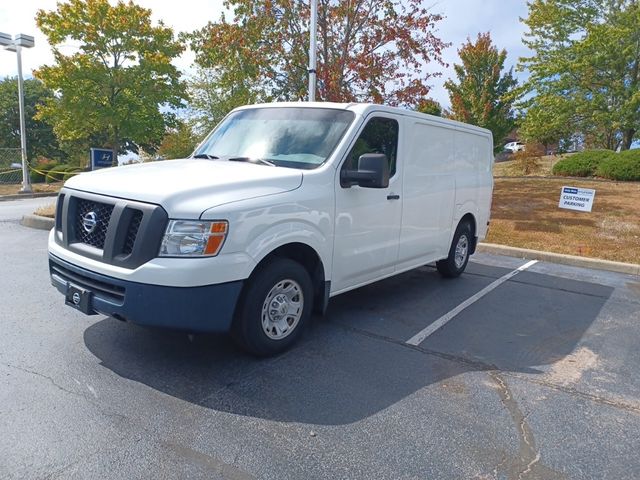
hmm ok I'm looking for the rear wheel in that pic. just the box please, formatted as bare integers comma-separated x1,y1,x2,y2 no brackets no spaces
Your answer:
437,221,472,278
232,258,313,356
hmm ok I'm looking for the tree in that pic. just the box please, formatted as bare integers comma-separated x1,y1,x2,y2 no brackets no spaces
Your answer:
444,33,517,151
35,0,186,163
517,95,572,152
185,0,448,122
186,66,260,133
0,77,62,160
416,98,443,117
519,0,640,150
157,121,200,160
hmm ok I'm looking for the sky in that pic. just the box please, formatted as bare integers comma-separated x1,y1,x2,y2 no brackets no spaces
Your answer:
0,0,532,109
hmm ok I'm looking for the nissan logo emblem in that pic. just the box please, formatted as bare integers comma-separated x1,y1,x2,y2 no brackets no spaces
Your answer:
82,211,98,234
72,292,81,305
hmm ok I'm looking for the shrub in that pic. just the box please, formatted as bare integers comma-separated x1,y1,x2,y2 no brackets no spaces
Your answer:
31,160,59,183
596,149,640,181
30,169,44,183
552,150,614,177
512,143,545,175
45,164,65,183
63,166,83,181
45,164,82,183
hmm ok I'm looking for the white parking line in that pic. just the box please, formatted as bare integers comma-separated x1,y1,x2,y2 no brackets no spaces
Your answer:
405,260,539,346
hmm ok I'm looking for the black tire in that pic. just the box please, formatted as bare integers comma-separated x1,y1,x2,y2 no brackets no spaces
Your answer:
436,221,472,278
231,258,313,356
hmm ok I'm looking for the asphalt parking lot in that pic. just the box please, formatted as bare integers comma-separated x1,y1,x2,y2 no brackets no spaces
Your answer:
1,198,639,480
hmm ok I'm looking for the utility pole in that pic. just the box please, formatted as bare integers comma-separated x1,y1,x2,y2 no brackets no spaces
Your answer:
308,0,317,102
1,33,35,193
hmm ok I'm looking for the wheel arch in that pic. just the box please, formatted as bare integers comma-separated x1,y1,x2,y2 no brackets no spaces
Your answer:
247,242,329,315
459,212,478,254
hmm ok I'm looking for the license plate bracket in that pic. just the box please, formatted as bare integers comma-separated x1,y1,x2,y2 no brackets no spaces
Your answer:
65,284,95,315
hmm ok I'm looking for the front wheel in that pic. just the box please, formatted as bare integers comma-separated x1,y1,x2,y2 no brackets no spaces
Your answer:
232,258,313,356
436,222,472,278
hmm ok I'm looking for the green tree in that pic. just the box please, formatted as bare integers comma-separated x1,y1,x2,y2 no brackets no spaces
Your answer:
444,33,518,151
0,77,62,160
187,66,260,133
35,0,186,163
517,95,572,151
157,121,200,160
416,98,443,117
519,0,640,150
184,0,448,124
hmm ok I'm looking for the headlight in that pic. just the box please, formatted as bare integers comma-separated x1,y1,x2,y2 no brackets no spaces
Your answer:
159,220,228,257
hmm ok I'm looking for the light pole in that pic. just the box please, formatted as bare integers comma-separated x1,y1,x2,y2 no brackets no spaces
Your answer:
308,0,317,102
1,33,35,193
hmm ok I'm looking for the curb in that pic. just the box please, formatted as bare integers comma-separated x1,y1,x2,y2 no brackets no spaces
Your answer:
20,214,55,231
0,192,59,202
477,243,640,276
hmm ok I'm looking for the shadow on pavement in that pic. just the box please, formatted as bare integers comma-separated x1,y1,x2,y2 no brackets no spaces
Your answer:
83,265,613,425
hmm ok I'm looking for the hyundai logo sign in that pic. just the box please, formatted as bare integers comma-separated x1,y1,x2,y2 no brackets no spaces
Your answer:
82,211,98,234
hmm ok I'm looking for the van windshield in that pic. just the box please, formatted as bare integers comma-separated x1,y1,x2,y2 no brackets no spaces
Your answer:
193,107,355,170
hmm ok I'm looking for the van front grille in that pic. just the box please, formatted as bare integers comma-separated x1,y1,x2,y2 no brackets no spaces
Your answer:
122,210,143,255
55,190,167,269
75,199,114,249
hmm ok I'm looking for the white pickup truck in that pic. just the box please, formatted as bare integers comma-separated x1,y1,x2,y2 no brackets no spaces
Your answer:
48,102,493,355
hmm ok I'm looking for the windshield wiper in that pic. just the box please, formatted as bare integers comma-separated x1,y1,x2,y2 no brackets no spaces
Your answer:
193,153,219,160
228,156,275,167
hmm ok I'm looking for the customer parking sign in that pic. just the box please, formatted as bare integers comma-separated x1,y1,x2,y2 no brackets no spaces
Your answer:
559,186,596,212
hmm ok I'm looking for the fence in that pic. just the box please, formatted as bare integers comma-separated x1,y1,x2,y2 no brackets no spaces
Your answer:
0,148,88,190
0,148,23,185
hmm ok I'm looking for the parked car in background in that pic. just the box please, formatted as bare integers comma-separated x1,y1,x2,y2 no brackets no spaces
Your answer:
503,141,525,153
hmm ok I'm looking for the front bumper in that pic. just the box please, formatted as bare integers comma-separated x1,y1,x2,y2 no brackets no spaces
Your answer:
49,254,243,332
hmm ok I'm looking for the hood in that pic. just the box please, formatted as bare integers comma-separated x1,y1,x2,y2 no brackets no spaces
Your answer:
64,159,303,218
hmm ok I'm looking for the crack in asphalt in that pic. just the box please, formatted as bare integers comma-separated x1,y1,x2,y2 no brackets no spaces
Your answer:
2,362,128,424
492,452,509,480
3,362,91,400
42,445,108,480
487,371,540,480
1,362,257,479
331,322,640,415
503,372,640,415
461,268,614,300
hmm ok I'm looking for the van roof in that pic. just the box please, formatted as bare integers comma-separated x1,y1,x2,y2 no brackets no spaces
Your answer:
233,101,492,136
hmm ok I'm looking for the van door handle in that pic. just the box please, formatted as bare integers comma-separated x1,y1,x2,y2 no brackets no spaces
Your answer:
387,194,400,200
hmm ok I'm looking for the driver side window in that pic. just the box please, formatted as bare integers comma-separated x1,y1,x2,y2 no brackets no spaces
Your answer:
343,117,399,176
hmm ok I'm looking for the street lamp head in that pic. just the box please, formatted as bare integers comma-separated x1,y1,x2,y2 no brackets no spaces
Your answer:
0,32,12,47
14,34,34,48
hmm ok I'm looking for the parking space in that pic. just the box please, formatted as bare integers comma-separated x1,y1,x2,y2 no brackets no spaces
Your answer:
1,212,640,479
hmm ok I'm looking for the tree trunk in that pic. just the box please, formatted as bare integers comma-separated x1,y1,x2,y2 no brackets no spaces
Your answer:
111,130,119,167
622,128,636,151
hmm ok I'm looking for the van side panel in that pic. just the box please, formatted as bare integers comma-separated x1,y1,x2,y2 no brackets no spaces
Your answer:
397,121,456,267
453,128,493,241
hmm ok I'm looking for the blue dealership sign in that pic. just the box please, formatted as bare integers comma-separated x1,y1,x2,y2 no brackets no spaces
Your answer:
90,148,114,170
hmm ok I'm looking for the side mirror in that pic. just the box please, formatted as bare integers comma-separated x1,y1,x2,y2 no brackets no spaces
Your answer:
340,153,390,188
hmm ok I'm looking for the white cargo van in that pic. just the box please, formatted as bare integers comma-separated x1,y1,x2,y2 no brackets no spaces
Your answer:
48,102,493,355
